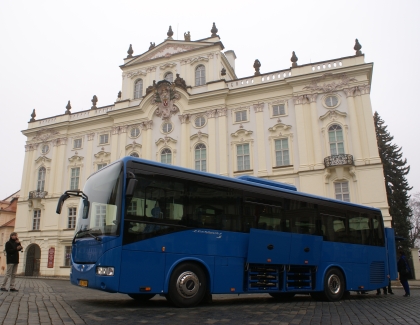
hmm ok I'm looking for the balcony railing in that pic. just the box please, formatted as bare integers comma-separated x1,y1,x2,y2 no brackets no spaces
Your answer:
324,154,354,168
29,190,48,199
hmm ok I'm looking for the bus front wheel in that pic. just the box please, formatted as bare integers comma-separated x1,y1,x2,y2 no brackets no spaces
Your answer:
323,268,345,302
167,262,207,308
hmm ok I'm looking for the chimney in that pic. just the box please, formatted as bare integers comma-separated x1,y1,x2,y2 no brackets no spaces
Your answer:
224,50,237,71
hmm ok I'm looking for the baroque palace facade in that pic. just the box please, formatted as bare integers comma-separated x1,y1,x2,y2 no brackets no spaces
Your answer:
15,24,390,276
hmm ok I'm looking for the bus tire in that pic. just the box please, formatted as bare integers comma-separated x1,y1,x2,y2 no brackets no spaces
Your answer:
269,292,295,301
128,293,155,301
323,267,345,302
167,262,207,308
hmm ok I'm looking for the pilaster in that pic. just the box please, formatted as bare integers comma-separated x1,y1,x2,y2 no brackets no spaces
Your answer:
293,96,309,170
218,108,228,176
206,109,217,173
179,114,190,168
344,88,363,163
308,94,323,169
253,103,267,176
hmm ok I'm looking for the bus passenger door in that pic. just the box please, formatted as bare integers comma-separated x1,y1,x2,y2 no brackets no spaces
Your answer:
247,228,291,264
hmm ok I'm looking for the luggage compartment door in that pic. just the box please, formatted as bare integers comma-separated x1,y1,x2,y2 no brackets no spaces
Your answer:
247,228,291,264
289,233,322,266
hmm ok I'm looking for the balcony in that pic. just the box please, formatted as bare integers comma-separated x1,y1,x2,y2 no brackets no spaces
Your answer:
29,190,48,199
324,154,354,168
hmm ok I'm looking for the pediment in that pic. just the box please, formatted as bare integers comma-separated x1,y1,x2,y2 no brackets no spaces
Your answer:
319,109,347,121
155,136,177,146
68,155,84,162
94,150,111,159
231,129,253,138
35,156,51,164
268,123,292,133
124,41,214,66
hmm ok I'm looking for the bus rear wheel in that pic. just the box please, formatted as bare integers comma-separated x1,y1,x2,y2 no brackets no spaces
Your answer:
269,293,295,301
128,293,155,301
167,262,207,308
323,268,345,302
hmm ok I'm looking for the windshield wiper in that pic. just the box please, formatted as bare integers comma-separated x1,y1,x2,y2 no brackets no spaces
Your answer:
73,228,102,243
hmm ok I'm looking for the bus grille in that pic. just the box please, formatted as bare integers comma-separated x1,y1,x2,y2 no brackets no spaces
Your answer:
370,261,385,284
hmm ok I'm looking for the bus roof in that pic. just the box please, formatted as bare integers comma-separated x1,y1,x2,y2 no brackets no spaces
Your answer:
117,156,381,213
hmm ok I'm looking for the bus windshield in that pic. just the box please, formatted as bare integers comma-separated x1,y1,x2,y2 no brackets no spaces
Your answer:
74,161,123,239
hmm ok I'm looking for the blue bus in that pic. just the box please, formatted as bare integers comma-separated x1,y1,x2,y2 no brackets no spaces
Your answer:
56,157,397,307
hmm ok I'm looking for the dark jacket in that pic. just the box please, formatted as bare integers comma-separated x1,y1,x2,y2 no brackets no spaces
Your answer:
5,238,22,264
397,255,410,281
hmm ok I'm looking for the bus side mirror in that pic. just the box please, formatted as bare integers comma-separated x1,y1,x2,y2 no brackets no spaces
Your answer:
82,198,90,219
126,178,138,197
56,194,70,214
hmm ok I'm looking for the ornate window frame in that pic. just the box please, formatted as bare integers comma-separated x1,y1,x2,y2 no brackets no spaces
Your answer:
268,123,294,172
134,78,143,99
73,138,83,150
333,179,351,202
98,133,110,146
161,121,174,134
34,156,51,194
126,142,142,157
194,64,206,86
322,93,341,109
193,115,207,129
160,147,173,165
326,123,347,156
93,150,111,171
67,155,84,191
231,106,250,125
129,126,141,139
230,128,254,174
269,100,288,119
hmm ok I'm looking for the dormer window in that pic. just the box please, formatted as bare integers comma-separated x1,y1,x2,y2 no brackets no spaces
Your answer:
195,65,206,86
134,79,143,99
164,72,173,82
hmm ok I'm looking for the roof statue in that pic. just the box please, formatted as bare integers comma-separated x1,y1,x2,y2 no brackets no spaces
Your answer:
354,39,363,56
91,95,98,109
174,73,187,91
291,51,298,67
127,44,134,59
29,109,36,122
221,67,226,76
65,100,71,115
253,59,261,76
211,22,218,37
149,42,155,50
184,31,191,41
167,26,174,39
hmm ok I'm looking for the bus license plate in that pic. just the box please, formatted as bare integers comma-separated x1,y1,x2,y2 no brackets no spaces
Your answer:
79,280,88,287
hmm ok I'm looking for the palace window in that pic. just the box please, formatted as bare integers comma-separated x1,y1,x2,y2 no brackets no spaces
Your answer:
73,138,82,149
130,127,140,138
164,72,173,82
97,163,107,171
33,210,41,230
274,139,290,166
68,207,76,229
195,65,206,86
161,148,172,165
194,116,206,128
64,246,72,267
41,144,49,154
325,95,339,108
335,181,350,202
99,134,109,145
37,167,46,191
273,104,286,116
195,143,207,172
237,144,250,171
134,79,143,99
328,124,344,155
70,167,80,190
162,122,173,134
235,110,247,122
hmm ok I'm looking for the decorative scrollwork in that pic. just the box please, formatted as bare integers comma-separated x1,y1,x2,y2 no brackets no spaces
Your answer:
324,154,354,168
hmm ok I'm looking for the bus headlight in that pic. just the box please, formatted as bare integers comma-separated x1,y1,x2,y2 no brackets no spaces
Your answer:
96,267,114,276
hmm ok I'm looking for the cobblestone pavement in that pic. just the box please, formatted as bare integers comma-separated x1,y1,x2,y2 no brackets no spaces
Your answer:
0,277,419,325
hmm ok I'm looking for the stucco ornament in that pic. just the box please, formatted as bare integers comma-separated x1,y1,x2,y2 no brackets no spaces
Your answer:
152,80,180,120
304,73,357,93
33,128,59,143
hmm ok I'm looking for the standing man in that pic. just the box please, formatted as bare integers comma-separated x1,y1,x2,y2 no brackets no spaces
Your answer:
1,232,23,292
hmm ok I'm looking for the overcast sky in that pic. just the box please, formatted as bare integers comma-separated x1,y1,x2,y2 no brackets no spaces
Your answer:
1,0,419,201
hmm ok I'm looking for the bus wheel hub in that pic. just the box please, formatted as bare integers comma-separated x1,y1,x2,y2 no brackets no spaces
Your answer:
176,271,200,298
328,274,341,294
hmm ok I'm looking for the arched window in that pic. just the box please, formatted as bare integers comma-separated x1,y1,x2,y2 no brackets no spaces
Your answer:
328,124,344,155
161,148,172,165
195,143,207,172
195,65,205,86
134,79,143,99
37,167,46,192
130,152,139,158
164,72,173,82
